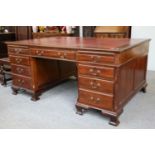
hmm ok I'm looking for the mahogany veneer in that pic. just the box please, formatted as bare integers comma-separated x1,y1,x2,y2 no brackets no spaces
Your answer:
6,37,150,126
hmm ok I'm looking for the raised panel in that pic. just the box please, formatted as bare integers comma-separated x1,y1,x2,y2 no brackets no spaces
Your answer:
9,55,30,66
13,75,32,90
79,89,113,110
78,64,115,80
79,76,114,94
11,65,31,77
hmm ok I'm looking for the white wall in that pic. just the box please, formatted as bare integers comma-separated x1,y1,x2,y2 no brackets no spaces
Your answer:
132,26,155,71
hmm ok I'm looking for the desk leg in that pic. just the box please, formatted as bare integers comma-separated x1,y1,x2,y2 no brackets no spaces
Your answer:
12,87,18,95
31,92,40,101
76,105,86,115
141,84,147,93
109,116,120,126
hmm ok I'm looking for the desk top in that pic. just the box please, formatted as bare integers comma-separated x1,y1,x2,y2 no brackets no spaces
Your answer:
6,37,150,53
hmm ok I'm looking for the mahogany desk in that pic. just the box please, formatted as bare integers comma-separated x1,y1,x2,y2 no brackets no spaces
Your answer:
6,37,150,126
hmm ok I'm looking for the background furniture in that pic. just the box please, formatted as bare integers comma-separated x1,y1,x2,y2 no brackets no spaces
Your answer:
0,32,15,85
32,32,71,39
0,32,16,58
94,26,131,38
7,37,150,126
0,57,12,86
5,26,80,40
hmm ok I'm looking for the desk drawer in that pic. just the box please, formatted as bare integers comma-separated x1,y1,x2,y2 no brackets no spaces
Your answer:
77,53,114,64
79,89,113,110
12,65,31,77
78,64,114,80
8,46,29,55
31,49,76,60
10,56,30,66
79,76,113,94
13,75,32,90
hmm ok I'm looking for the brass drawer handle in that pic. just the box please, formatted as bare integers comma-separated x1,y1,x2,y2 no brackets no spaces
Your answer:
97,83,101,87
17,79,25,84
89,68,101,76
36,50,39,54
14,48,22,54
36,50,44,56
89,69,97,75
90,96,94,100
90,55,94,59
96,69,101,73
90,96,101,103
90,81,97,89
90,81,94,85
90,81,101,89
57,52,61,56
96,98,101,103
15,58,22,63
89,68,94,72
15,48,21,52
64,53,67,58
16,67,24,73
57,52,64,58
17,79,21,83
94,56,100,62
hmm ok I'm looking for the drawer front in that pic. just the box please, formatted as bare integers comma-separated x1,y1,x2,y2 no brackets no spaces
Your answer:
31,49,76,60
64,52,76,60
11,65,31,77
8,47,29,55
13,75,32,90
9,56,30,66
77,53,114,64
78,64,114,80
79,76,113,94
79,89,113,110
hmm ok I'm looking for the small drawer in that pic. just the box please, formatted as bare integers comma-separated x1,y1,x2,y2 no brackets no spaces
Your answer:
13,75,32,90
31,49,76,60
31,49,63,58
8,47,29,55
77,53,114,64
9,56,30,66
63,52,76,60
11,65,31,77
78,76,113,94
79,89,113,110
78,64,114,80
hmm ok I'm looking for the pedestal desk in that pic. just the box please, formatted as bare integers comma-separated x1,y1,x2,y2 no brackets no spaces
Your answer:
6,37,150,126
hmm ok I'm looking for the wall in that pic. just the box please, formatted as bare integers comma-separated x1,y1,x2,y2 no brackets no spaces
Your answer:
132,26,155,71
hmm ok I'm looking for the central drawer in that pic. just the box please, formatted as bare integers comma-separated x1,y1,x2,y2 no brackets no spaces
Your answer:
78,64,115,80
11,64,31,77
9,55,30,66
79,89,113,110
31,49,76,60
79,76,114,94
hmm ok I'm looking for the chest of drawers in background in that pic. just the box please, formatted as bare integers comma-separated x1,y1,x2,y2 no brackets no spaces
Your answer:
0,32,15,58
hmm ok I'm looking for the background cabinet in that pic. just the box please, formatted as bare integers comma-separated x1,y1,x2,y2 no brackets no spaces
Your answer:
0,32,15,58
94,26,131,38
